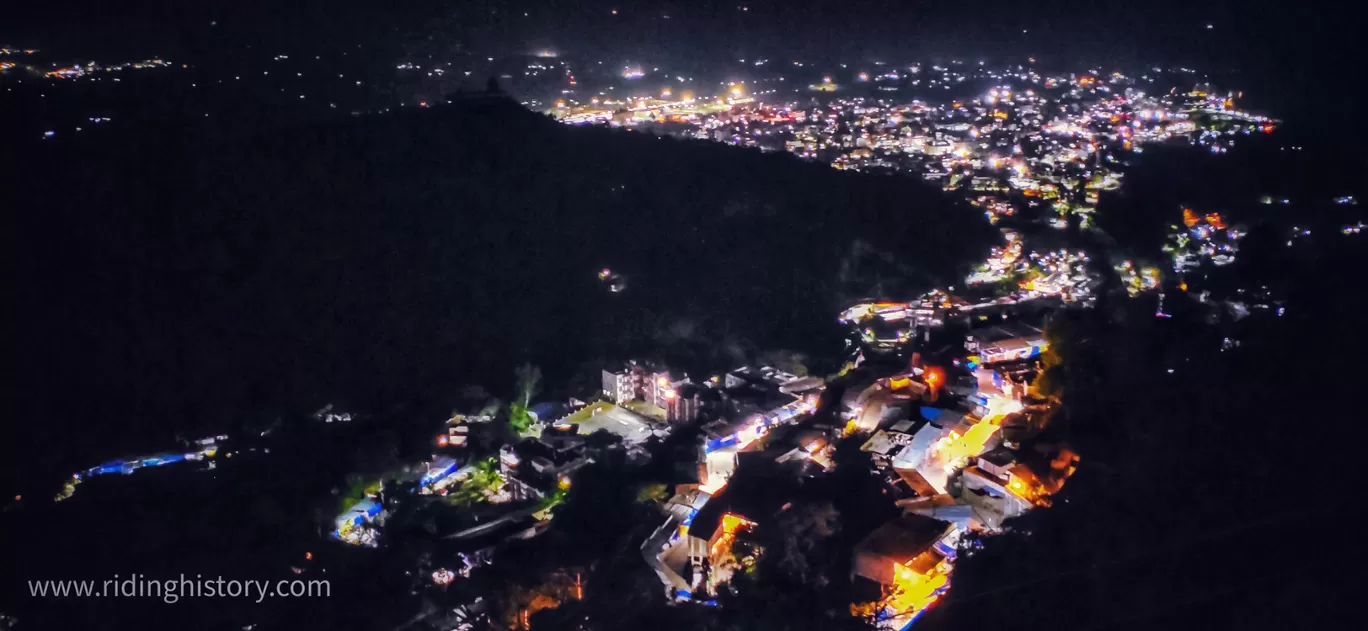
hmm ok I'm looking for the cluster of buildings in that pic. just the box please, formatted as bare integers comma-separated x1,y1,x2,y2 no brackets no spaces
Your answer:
335,497,385,547
53,435,228,502
624,363,823,600
627,340,1075,625
546,63,1258,625
0,58,175,80
842,355,1076,626
602,362,823,489
1165,208,1244,272
1,46,36,73
601,361,704,423
552,62,1268,305
838,284,1053,365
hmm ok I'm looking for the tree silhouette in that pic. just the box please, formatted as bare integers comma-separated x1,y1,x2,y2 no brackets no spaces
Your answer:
508,364,543,434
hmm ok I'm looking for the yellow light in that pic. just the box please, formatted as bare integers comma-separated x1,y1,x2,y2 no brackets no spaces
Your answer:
720,513,755,534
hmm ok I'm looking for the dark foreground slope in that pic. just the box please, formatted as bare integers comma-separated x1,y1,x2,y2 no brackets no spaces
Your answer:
2,96,994,488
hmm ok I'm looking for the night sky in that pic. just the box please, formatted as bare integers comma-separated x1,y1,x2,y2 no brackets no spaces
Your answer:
3,0,1353,73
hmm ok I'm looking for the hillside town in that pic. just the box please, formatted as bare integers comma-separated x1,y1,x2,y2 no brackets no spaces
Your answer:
13,29,1361,628
551,63,1276,298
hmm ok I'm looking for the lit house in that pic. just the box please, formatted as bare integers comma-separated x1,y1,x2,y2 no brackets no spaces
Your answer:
694,368,820,490
601,361,702,422
964,321,1046,365
960,446,1078,529
852,514,958,620
683,455,796,595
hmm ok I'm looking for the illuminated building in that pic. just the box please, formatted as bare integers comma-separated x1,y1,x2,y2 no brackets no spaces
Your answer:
964,321,1046,365
420,456,460,487
960,446,1077,529
664,383,703,423
684,456,797,594
852,515,956,619
602,361,700,421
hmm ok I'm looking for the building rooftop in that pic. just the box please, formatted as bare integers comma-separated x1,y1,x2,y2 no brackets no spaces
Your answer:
854,514,952,563
967,320,1043,343
688,455,798,541
979,446,1016,469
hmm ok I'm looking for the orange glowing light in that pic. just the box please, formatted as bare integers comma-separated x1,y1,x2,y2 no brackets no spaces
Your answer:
1182,208,1199,227
888,556,951,615
720,513,755,535
305,551,313,560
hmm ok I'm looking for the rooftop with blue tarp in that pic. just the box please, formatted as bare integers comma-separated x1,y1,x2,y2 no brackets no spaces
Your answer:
421,456,460,485
335,498,383,530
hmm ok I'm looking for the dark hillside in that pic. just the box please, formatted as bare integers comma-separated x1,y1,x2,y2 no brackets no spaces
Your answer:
3,96,994,487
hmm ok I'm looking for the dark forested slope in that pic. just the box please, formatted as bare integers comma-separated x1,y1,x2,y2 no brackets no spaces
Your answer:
3,96,994,487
